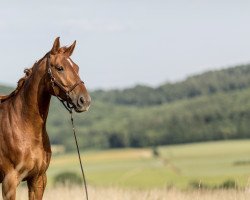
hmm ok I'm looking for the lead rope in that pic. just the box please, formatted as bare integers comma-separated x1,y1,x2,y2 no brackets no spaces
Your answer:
47,55,89,199
69,109,89,200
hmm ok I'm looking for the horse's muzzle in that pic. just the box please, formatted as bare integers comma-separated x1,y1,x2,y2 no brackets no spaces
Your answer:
74,94,91,113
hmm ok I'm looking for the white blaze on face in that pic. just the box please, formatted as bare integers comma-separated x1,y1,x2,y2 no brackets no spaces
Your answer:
67,58,80,75
67,58,74,67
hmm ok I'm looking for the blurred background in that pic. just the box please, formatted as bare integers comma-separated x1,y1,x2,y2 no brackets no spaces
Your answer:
2,0,250,195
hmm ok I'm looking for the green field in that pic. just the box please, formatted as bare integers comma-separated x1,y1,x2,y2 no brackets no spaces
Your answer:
47,140,250,189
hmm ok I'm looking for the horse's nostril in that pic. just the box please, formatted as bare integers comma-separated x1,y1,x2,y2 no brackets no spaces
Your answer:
79,96,85,106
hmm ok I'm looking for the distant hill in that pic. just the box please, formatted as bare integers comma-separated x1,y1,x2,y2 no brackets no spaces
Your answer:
92,64,250,106
2,64,250,150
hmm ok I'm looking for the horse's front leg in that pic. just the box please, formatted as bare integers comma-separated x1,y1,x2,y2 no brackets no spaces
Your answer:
2,171,19,200
27,174,47,200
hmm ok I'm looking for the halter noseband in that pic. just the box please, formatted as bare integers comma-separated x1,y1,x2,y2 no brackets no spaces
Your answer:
46,55,84,113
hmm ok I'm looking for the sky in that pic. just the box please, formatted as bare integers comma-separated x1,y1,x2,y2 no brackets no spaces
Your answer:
1,1,250,90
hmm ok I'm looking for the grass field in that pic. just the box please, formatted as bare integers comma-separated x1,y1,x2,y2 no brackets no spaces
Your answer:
47,140,250,189
12,186,250,200
1,140,250,199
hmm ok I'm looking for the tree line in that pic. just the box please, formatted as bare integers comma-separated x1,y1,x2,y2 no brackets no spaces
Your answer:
92,64,250,106
2,64,250,150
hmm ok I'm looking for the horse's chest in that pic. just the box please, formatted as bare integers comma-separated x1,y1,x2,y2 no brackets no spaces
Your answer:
27,149,50,173
20,147,51,177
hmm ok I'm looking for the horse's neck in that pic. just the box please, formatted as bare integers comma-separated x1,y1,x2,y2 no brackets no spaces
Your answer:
18,61,51,124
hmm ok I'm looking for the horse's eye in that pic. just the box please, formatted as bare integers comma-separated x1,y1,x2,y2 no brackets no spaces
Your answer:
56,66,64,72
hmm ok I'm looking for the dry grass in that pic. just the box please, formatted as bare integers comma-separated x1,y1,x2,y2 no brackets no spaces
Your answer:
9,186,250,200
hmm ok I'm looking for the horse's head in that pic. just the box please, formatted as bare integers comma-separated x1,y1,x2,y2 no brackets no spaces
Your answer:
46,37,91,112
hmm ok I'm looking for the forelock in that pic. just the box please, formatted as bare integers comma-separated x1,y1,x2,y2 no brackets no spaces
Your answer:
58,47,68,54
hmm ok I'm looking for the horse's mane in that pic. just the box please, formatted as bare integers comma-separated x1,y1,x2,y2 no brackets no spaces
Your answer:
0,67,34,103
0,47,69,104
0,52,50,103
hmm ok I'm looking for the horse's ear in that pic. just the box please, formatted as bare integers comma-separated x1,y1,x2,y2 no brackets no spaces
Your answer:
51,37,60,55
65,40,76,57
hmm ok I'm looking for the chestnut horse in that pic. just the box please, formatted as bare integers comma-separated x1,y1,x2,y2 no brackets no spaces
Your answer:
0,37,91,200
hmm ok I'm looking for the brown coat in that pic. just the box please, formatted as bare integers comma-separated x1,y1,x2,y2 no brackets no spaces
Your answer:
0,37,91,200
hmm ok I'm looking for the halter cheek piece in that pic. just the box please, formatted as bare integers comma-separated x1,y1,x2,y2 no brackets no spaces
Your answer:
46,55,84,113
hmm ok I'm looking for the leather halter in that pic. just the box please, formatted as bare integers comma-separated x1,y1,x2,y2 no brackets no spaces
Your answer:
46,55,84,113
